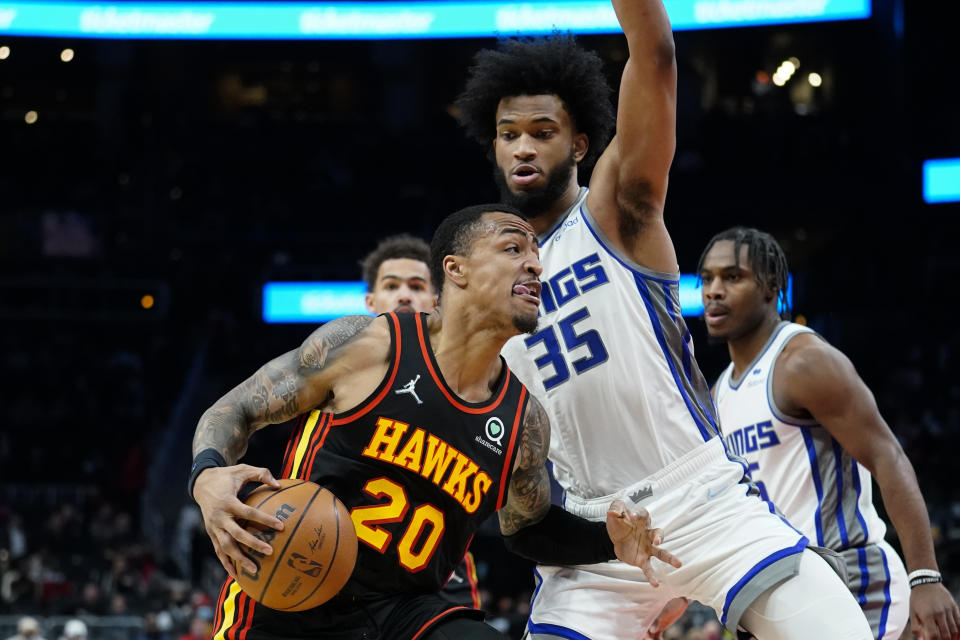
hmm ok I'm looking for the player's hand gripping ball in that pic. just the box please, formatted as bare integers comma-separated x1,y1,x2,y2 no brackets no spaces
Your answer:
234,479,357,611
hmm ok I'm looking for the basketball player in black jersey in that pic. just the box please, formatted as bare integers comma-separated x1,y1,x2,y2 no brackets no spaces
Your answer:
189,204,681,640
360,233,483,610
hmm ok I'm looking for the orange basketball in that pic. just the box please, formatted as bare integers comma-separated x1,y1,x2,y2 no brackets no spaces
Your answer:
235,479,357,611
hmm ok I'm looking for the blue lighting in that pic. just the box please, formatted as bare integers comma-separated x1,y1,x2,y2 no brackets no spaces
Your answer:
0,0,871,40
263,281,370,323
263,275,793,323
923,158,960,204
680,273,793,316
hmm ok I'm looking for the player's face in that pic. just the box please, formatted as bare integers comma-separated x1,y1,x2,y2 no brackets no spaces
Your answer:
699,241,771,341
365,258,437,314
492,95,586,216
464,212,542,334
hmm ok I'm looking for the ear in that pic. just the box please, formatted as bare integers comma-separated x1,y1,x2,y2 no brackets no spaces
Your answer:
572,133,589,163
763,281,778,304
364,292,377,314
443,255,468,289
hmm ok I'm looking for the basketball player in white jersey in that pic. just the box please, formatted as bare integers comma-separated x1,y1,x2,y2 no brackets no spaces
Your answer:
455,2,872,639
700,227,960,640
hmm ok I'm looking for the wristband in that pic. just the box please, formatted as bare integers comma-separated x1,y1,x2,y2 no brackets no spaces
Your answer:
910,576,943,588
907,569,942,582
188,448,227,500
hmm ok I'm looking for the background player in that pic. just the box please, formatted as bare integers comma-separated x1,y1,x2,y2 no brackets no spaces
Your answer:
361,233,438,316
699,226,960,640
360,232,482,609
190,204,680,640
456,1,873,638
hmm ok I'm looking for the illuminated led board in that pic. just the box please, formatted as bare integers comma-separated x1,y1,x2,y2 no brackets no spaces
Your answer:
679,273,793,316
0,0,872,39
263,281,370,323
923,158,960,204
263,274,793,322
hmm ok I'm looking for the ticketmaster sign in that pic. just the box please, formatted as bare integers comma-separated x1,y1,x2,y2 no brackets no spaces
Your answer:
0,0,871,39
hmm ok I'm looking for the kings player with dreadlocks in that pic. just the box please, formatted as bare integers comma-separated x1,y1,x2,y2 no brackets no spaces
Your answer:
700,227,960,640
455,1,875,639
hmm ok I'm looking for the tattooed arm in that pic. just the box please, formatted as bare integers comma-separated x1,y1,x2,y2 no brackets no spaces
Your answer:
500,395,681,578
191,314,381,579
498,394,552,536
192,314,378,462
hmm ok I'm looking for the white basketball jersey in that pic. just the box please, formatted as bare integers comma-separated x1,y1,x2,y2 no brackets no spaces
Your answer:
714,322,887,550
501,188,724,499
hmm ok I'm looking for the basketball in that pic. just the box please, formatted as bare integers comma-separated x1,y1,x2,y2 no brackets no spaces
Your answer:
234,479,357,611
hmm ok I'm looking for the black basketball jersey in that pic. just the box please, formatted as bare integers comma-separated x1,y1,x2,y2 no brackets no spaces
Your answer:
280,312,529,595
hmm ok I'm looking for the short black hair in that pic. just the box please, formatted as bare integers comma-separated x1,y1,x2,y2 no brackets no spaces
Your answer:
455,34,615,172
430,203,526,298
697,226,791,317
359,234,432,292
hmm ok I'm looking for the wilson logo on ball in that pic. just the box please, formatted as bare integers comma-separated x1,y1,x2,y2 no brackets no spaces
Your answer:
235,479,358,611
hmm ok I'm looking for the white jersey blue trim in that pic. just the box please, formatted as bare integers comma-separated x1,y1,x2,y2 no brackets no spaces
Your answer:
501,187,726,497
715,322,889,552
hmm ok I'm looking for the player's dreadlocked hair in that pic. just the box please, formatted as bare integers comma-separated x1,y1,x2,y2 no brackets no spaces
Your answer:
454,34,616,172
359,234,432,292
430,203,526,298
697,227,791,318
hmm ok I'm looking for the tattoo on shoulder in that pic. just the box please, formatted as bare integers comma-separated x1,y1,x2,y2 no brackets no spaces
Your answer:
518,395,550,470
300,315,375,369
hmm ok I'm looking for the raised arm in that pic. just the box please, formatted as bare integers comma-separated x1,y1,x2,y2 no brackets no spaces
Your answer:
778,336,960,640
500,395,681,580
589,0,678,272
190,314,379,579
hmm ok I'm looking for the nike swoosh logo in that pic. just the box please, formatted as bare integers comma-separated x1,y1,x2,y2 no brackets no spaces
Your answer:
707,485,730,499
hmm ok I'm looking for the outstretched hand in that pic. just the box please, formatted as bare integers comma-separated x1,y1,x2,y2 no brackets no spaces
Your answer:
644,597,691,640
910,582,960,640
193,464,283,580
606,499,681,587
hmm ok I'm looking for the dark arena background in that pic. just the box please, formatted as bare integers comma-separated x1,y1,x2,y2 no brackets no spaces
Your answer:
1,1,958,638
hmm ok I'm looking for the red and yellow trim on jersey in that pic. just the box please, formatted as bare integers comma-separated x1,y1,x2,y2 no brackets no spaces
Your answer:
495,386,527,510
280,409,330,480
414,313,510,414
280,411,311,479
330,311,403,426
278,312,402,481
463,550,481,608
211,578,255,640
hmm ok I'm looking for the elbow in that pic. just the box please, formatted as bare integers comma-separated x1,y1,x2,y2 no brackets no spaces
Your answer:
628,32,675,70
655,37,676,71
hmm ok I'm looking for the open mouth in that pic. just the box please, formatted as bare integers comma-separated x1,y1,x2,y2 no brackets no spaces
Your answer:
512,281,542,306
511,164,541,187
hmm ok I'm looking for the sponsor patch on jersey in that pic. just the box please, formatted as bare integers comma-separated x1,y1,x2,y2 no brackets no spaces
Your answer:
474,417,504,456
551,215,580,244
